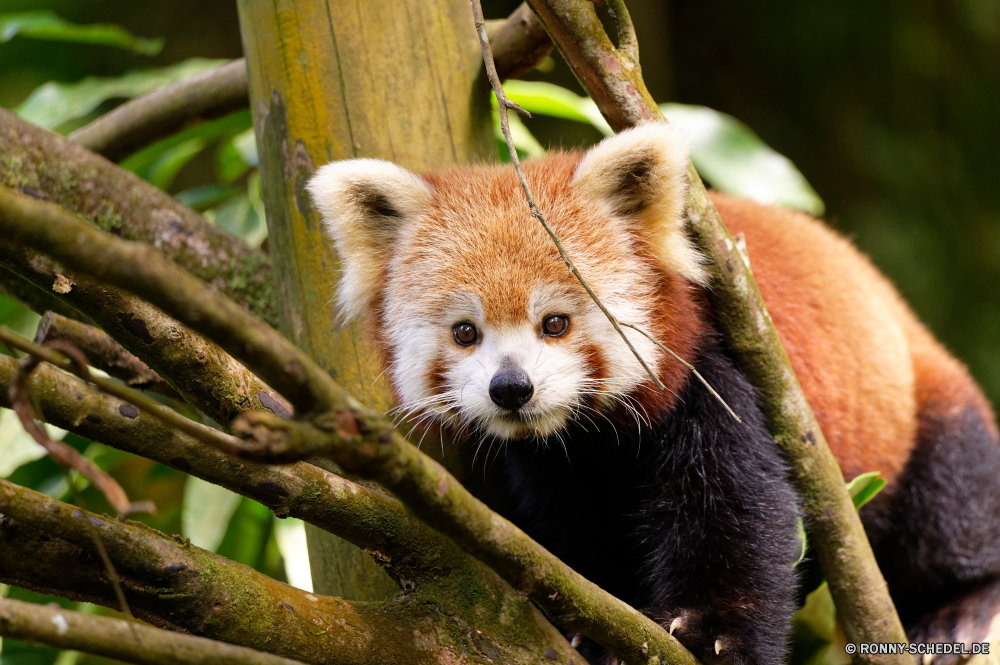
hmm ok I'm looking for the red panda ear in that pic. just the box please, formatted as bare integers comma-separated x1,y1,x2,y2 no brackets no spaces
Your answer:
572,123,706,285
308,159,432,323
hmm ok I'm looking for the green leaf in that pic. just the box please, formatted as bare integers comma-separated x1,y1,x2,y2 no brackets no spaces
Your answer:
845,470,886,510
204,170,268,247
15,58,227,131
660,103,825,215
0,11,163,55
143,137,205,191
500,80,612,136
121,109,252,177
495,82,825,215
175,184,244,211
0,293,41,343
182,476,243,553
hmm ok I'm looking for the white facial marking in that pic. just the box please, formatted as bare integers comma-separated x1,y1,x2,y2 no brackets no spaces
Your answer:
386,279,663,442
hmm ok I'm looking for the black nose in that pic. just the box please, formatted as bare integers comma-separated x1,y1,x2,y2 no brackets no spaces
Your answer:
489,366,534,411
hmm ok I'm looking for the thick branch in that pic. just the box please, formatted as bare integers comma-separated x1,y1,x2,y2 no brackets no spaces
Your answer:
0,240,290,423
68,59,249,162
0,479,404,664
0,597,307,665
490,3,554,81
0,108,278,328
0,186,336,414
525,0,910,658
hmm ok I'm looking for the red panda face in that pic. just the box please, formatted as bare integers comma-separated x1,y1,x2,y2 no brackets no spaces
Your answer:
309,124,705,441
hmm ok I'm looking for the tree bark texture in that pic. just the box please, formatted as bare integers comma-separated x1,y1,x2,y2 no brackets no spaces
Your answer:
235,0,495,601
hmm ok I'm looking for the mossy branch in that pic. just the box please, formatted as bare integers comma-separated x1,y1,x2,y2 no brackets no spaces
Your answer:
0,350,482,587
68,59,249,162
0,109,278,328
0,479,396,664
524,0,910,658
35,310,173,395
0,597,308,665
0,238,291,424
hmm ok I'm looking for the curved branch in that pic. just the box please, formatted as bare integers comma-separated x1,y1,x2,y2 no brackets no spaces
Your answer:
0,479,400,664
490,3,554,81
0,109,278,329
525,0,910,657
0,597,307,665
0,472,579,664
0,240,290,424
0,351,464,586
35,311,173,395
68,60,249,162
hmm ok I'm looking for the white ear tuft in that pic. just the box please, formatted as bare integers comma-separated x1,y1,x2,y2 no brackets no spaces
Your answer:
573,122,706,284
308,159,432,323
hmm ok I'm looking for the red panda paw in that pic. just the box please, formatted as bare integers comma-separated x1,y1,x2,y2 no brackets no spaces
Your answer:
650,607,758,665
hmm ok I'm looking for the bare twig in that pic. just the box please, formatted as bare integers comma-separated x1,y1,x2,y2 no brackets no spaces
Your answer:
472,0,668,394
0,351,476,586
473,0,737,419
0,325,247,460
69,59,249,162
619,322,740,423
0,239,291,424
525,0,910,657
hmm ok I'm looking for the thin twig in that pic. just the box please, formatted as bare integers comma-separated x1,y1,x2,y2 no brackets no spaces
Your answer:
35,311,174,396
68,59,249,162
472,0,668,394
9,350,155,516
619,322,741,423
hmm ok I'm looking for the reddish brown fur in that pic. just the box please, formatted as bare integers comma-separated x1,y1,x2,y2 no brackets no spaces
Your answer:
402,153,706,418
711,192,997,482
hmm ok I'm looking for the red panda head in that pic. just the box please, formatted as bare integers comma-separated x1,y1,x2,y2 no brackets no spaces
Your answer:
309,123,707,441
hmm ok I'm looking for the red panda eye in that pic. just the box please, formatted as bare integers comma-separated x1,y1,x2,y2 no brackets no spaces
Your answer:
453,322,478,346
542,315,569,337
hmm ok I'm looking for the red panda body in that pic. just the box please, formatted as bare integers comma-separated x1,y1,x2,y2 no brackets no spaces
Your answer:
309,124,1000,664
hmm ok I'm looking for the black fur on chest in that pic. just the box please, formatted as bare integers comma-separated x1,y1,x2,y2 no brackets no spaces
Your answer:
465,333,801,664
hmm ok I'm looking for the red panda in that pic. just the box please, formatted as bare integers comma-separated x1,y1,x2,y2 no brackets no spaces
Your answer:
308,123,1000,665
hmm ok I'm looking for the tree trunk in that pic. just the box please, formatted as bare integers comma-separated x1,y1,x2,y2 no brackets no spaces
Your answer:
236,0,495,599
